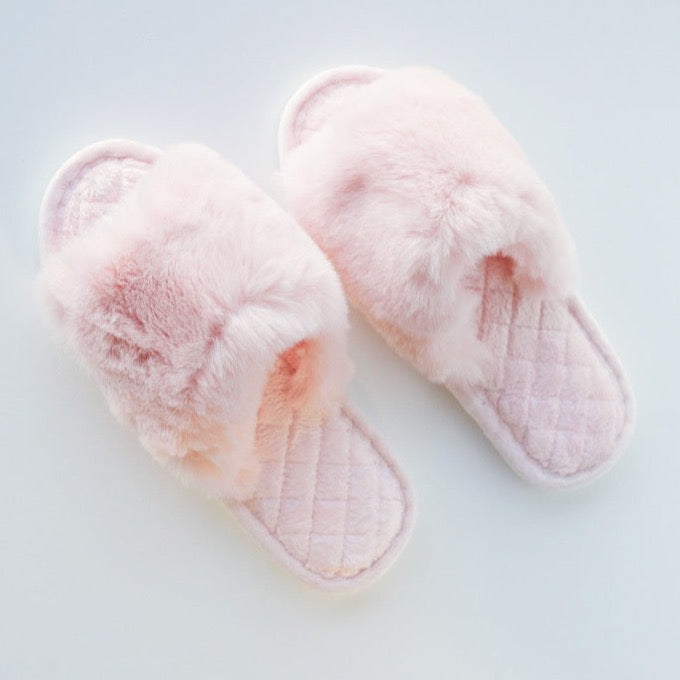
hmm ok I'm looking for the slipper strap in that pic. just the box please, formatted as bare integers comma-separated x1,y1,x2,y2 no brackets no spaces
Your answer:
40,145,350,499
282,67,577,385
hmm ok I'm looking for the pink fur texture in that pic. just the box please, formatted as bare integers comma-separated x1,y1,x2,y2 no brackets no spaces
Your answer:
39,144,351,501
279,66,635,487
281,67,578,386
37,140,415,589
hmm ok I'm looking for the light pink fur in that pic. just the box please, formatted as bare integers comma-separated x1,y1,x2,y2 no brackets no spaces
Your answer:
38,140,415,589
279,66,635,487
281,67,578,386
39,144,351,500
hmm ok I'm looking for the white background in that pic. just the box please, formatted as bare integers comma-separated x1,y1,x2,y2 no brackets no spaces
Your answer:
1,1,678,678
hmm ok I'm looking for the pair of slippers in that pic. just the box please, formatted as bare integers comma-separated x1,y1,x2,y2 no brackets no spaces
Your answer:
38,66,635,591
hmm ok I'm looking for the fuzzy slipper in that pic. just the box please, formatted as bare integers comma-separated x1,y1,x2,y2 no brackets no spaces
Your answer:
38,139,414,589
278,66,635,488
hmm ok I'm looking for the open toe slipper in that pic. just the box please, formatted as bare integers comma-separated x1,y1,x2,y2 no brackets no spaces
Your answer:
278,66,635,488
38,139,414,589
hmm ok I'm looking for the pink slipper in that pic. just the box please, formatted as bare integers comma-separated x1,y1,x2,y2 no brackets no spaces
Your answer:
278,66,635,488
38,140,414,589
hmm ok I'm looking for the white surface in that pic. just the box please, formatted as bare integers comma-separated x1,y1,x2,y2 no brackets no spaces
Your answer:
1,1,678,678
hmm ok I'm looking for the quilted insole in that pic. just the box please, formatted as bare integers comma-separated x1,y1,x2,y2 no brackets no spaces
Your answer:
454,256,632,485
40,141,414,589
279,66,634,487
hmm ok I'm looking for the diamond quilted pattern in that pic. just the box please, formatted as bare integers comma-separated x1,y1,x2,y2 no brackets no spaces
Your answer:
44,144,413,588
52,156,150,250
279,65,634,488
463,256,630,477
244,406,409,581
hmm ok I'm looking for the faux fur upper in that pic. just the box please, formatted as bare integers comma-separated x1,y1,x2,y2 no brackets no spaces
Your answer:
39,145,350,500
281,67,577,386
